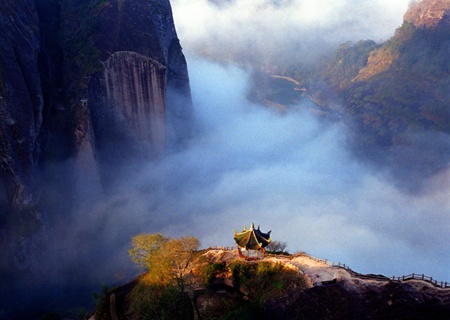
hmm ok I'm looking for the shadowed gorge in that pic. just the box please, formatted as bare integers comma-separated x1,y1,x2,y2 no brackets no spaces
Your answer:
0,0,449,318
0,0,192,317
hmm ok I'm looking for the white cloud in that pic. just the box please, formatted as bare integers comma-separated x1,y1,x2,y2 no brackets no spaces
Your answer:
51,0,448,289
127,57,449,281
171,0,411,64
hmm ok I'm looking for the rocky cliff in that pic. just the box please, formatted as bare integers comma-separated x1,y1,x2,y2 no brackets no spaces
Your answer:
404,0,450,28
286,0,450,191
0,0,43,213
0,0,191,221
0,0,192,316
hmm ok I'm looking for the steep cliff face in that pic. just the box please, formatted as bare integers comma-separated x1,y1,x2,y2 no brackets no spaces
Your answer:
404,0,450,28
300,0,450,190
0,0,43,212
102,52,166,152
83,0,192,186
0,1,192,315
88,50,167,179
91,0,192,143
0,0,192,214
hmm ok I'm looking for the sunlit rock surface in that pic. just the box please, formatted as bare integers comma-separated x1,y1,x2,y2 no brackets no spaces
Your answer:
404,0,450,28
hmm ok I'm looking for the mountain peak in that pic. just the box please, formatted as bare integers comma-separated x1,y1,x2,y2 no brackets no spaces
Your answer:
404,0,450,28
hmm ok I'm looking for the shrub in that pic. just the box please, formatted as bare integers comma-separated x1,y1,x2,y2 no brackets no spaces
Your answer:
228,260,307,305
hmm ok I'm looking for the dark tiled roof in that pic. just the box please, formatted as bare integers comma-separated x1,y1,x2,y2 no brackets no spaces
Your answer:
233,223,271,250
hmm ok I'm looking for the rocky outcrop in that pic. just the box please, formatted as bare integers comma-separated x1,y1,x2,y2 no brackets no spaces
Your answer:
0,0,192,215
267,280,450,320
98,249,450,320
88,50,167,176
0,0,43,212
102,52,166,152
0,1,192,316
405,0,450,28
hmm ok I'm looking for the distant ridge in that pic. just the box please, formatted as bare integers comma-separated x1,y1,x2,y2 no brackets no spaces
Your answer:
404,0,450,28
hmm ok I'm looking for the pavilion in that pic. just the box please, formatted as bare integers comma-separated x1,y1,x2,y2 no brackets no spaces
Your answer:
233,223,271,260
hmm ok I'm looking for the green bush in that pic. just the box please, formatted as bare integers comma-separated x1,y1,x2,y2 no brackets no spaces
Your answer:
228,260,307,305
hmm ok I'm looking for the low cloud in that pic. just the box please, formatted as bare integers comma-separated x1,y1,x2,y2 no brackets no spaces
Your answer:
27,57,447,311
121,57,449,281
50,0,447,295
171,0,410,65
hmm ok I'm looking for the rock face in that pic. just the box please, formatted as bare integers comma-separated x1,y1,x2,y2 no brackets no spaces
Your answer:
0,0,43,212
299,0,450,191
0,0,192,316
405,0,450,28
87,0,193,175
0,0,191,218
89,50,167,182
102,52,166,151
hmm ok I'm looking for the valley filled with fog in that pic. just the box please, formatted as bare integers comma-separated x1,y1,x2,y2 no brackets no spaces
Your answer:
137,56,449,281
36,0,448,295
2,1,449,318
151,0,450,281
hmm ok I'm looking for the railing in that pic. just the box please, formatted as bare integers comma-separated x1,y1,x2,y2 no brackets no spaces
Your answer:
294,252,450,289
203,247,450,289
207,246,238,251
391,273,449,289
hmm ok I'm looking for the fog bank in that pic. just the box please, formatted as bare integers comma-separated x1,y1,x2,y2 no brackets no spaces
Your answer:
126,57,449,281
172,0,411,65
69,0,447,291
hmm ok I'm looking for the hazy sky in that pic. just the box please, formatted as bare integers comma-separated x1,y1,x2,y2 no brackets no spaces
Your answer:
171,0,411,64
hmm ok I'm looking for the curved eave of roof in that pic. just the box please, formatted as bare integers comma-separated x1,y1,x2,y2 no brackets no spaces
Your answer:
234,228,271,250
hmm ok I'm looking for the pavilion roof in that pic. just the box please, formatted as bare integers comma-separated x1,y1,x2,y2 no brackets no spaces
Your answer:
233,223,271,250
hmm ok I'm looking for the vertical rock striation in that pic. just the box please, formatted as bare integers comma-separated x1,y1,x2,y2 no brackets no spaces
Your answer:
0,0,193,316
0,0,192,215
102,51,166,153
87,0,193,185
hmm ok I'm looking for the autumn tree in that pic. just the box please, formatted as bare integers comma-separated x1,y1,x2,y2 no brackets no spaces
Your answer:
128,233,200,292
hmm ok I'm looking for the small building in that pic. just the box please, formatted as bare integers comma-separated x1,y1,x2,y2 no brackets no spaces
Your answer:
233,223,271,260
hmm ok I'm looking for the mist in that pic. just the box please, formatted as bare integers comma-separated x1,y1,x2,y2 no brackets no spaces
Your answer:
86,0,448,286
171,0,411,65
2,1,449,318
41,55,448,297
6,54,448,317
55,55,448,286
121,56,448,283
